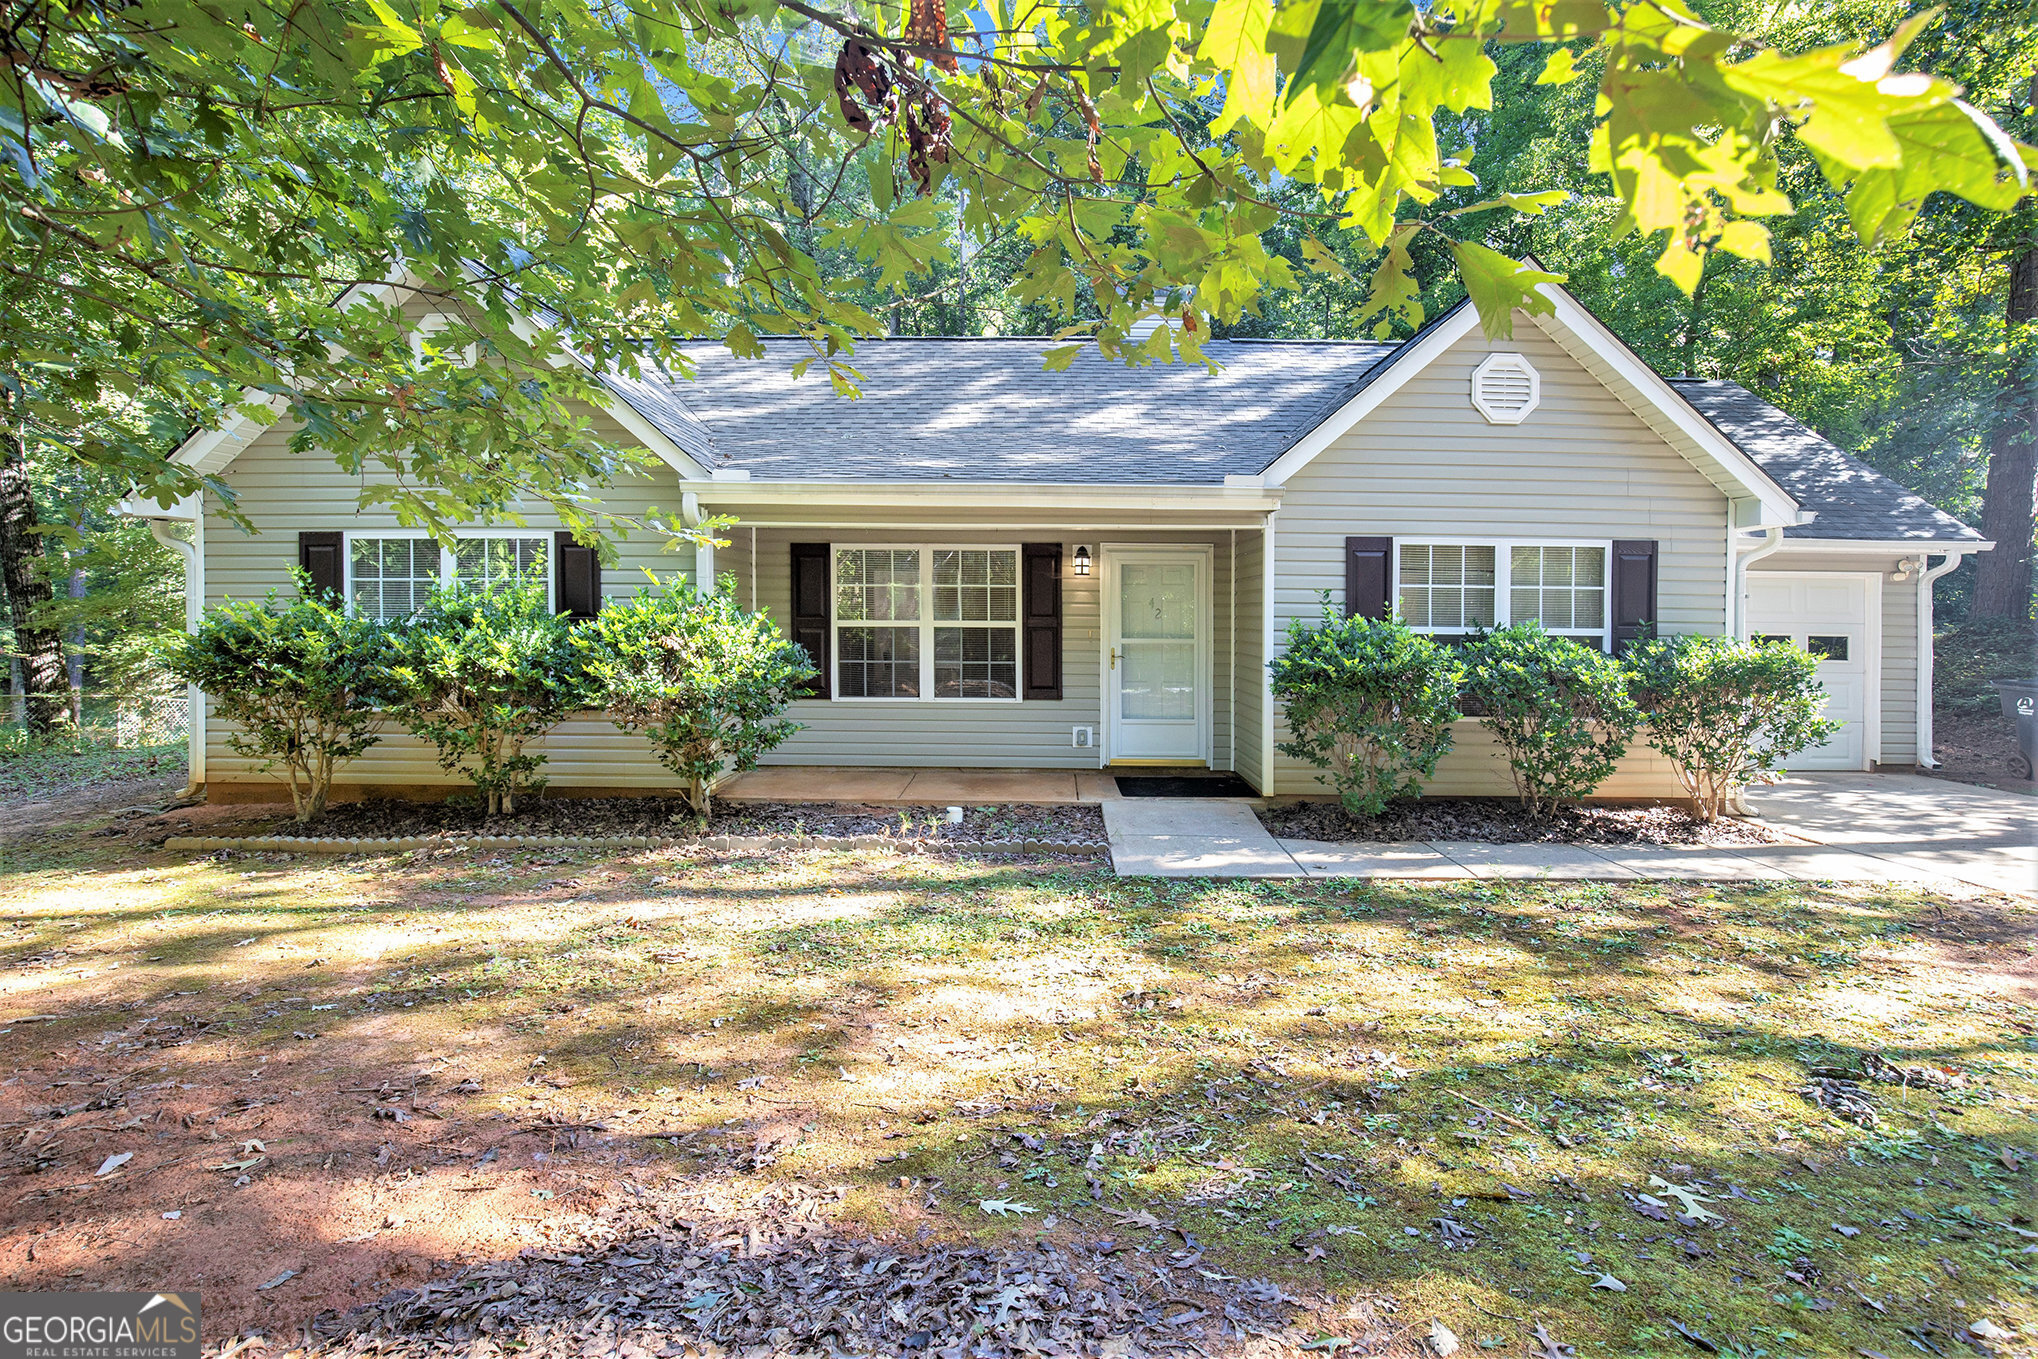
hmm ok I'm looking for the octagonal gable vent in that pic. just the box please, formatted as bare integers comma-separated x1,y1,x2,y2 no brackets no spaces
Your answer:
1471,352,1540,424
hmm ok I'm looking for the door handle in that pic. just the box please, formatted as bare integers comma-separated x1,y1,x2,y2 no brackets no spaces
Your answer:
1110,647,1118,670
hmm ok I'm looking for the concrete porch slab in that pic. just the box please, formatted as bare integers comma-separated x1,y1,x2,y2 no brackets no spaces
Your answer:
719,766,917,802
899,769,1080,804
718,766,1105,805
1426,841,1640,880
1279,840,1466,878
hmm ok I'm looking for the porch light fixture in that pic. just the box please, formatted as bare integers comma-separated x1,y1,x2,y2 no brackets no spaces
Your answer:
1072,545,1092,576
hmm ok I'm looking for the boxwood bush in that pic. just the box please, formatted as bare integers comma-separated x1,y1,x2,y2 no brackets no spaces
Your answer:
381,576,598,814
1463,622,1640,815
160,574,391,823
1270,602,1464,816
575,577,814,818
1625,633,1837,821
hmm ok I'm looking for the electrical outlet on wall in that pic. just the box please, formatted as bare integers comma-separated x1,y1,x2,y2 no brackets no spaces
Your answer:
1071,726,1094,748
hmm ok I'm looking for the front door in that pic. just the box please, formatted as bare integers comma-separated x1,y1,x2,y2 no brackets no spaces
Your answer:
1104,548,1209,763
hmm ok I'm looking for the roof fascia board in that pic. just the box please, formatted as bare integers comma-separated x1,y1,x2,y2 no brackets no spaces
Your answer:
1259,304,1481,485
691,481,1282,512
1528,289,1800,523
1760,537,1994,553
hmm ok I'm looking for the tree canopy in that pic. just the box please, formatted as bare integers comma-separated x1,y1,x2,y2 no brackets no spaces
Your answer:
3,0,2033,729
6,0,2031,526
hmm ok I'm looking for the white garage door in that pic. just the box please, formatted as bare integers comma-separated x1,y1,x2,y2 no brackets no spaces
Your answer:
1746,573,1879,771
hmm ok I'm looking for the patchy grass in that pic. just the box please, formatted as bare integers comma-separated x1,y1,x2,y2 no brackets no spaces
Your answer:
0,728,184,804
0,808,2033,1356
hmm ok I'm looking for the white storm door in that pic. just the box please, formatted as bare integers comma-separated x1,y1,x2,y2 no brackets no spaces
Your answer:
1104,549,1210,763
1746,572,1879,771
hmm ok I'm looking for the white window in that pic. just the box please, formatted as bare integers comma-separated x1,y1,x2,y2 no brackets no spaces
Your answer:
1396,539,1609,647
833,546,1019,700
345,533,549,622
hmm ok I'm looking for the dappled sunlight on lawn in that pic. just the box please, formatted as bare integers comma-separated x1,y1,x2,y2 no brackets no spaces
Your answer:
0,822,2033,1355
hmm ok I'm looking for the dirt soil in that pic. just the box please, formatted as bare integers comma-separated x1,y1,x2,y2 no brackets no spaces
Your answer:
3,781,2033,1358
1930,707,2037,794
1258,798,1785,845
102,797,1108,847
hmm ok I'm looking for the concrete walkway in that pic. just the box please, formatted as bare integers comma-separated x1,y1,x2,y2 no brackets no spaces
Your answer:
1746,773,2035,896
1104,774,2035,893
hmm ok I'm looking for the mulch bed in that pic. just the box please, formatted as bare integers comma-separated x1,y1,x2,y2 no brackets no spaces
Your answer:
306,1177,1302,1359
115,797,1107,847
1258,798,1784,846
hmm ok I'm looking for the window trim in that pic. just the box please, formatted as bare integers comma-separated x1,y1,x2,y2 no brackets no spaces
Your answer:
1392,536,1613,648
341,530,554,619
829,543,1024,704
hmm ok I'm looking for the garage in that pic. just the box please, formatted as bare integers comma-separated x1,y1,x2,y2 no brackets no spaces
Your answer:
1745,572,1881,770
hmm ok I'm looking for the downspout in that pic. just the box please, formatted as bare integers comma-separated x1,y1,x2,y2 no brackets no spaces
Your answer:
1731,527,1785,638
681,491,714,589
1913,552,1965,769
147,518,204,792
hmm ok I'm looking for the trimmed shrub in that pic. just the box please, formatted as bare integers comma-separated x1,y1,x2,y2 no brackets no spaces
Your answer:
1270,602,1464,815
160,576,389,822
382,576,597,814
1625,633,1838,822
1463,622,1640,815
575,578,814,817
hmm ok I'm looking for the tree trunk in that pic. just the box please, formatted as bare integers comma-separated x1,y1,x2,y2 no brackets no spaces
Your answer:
1975,242,2038,620
0,384,69,734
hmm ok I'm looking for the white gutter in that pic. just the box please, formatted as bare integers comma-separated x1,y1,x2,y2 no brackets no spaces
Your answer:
1913,551,1971,769
1731,527,1785,638
144,518,205,791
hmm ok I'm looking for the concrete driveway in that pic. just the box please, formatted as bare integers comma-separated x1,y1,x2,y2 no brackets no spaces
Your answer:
1745,773,2035,896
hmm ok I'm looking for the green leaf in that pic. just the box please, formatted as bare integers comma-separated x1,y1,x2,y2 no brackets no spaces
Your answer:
1197,0,1278,132
1290,0,1413,103
1845,101,2032,244
1535,46,1580,86
1447,242,1563,339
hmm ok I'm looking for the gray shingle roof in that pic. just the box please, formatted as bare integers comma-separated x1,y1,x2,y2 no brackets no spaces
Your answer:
1669,380,1983,543
595,336,1977,548
640,336,1396,483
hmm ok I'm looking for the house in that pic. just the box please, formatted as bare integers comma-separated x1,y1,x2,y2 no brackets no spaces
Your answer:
131,274,1991,802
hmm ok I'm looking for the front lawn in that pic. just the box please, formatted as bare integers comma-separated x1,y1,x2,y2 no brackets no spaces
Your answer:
1,814,2032,1356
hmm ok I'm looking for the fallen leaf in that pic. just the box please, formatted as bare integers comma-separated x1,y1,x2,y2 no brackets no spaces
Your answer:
1969,1319,2013,1341
1833,1223,1861,1238
95,1152,133,1176
1665,1317,1718,1352
1590,1273,1627,1292
978,1198,1036,1217
255,1268,298,1291
1427,1319,1460,1355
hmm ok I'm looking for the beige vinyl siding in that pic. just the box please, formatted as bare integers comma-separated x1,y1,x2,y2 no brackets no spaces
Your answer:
200,412,695,792
1750,551,1917,765
723,523,1241,770
1231,527,1267,790
1268,319,1730,797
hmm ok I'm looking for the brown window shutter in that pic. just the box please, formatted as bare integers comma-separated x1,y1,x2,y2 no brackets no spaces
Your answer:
298,531,344,602
789,542,830,698
1021,542,1063,701
554,531,602,620
1344,536,1392,619
1610,539,1658,651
